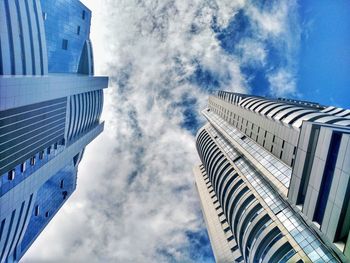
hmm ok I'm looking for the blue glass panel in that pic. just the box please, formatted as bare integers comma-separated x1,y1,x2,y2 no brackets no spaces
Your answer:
40,0,91,73
19,163,77,253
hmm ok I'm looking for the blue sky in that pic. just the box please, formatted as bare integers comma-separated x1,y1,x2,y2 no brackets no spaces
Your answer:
298,0,350,109
23,1,349,262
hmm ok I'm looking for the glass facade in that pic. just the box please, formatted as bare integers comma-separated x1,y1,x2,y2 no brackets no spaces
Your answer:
194,91,350,262
0,98,67,176
0,0,108,262
20,162,78,254
204,110,292,189
40,0,92,73
197,126,338,262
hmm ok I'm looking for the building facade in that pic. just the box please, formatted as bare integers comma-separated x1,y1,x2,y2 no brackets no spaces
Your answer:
0,0,108,262
194,91,350,262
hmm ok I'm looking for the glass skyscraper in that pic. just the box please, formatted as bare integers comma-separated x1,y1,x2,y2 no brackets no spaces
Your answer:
194,91,350,262
0,0,108,262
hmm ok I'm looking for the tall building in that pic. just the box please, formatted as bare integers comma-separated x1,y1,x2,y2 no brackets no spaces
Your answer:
194,91,350,262
0,0,108,262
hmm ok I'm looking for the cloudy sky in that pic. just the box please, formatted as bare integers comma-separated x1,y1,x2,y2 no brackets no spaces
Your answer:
23,0,349,262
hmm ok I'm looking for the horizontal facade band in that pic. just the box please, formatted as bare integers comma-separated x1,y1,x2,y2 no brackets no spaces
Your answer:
0,75,108,111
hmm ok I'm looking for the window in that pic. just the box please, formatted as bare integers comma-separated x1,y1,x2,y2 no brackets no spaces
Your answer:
253,227,281,262
47,146,51,155
228,186,248,222
54,142,58,150
39,150,44,160
62,39,68,50
35,205,40,216
60,179,64,189
334,182,350,244
235,256,243,262
73,153,80,166
77,25,81,35
8,170,15,180
82,10,86,19
0,220,5,240
233,194,255,234
245,215,271,259
21,162,26,173
313,132,342,224
297,126,319,206
227,235,234,242
276,247,296,263
42,12,47,20
238,204,263,248
261,232,283,261
45,211,50,218
223,226,230,233
30,156,36,166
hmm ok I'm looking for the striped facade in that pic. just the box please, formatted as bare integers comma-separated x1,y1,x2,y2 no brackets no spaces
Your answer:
0,1,108,262
195,91,350,262
0,0,48,75
0,98,67,176
194,165,243,263
66,90,103,141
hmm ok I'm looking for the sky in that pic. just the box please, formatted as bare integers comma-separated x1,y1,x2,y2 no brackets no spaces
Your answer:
23,0,349,262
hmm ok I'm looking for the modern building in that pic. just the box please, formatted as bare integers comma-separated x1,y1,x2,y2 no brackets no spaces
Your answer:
194,91,350,262
0,0,108,262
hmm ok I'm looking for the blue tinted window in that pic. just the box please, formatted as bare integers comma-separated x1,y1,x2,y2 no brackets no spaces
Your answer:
41,0,91,73
62,39,68,50
21,164,77,252
253,227,280,262
314,132,342,224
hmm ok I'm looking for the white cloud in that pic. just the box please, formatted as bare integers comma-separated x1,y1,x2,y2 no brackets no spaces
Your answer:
22,0,300,262
267,69,297,97
240,0,300,97
237,39,267,66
